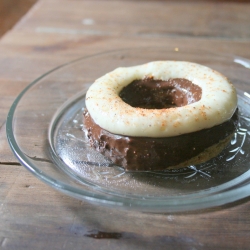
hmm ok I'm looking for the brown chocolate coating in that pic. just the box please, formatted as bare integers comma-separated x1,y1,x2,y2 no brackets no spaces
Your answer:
83,110,238,171
119,78,202,109
84,78,238,171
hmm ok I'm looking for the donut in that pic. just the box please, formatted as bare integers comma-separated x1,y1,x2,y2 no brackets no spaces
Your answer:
84,61,238,171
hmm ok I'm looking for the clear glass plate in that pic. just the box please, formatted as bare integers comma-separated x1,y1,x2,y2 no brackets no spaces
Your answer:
6,47,250,213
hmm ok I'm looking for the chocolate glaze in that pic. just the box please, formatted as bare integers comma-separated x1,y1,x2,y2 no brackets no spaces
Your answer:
84,78,238,171
119,78,202,109
84,110,238,171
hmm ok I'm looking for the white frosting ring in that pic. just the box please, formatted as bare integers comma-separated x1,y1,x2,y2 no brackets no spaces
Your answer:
85,61,237,137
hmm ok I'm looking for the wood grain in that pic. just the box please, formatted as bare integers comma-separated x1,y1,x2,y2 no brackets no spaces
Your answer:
1,163,250,250
10,0,250,40
0,0,37,36
0,0,250,249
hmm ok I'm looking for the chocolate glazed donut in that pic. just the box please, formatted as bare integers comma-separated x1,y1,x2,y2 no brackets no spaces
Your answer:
84,78,238,171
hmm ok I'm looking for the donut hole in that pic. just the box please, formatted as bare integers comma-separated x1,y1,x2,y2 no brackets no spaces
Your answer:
119,78,202,109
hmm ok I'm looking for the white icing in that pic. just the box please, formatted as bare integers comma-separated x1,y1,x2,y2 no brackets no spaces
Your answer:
85,61,237,137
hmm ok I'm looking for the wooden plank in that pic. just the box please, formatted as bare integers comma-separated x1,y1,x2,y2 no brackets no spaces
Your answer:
0,0,37,36
1,163,250,250
0,123,18,164
11,0,250,41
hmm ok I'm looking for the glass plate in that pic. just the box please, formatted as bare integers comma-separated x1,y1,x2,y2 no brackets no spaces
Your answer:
6,47,250,213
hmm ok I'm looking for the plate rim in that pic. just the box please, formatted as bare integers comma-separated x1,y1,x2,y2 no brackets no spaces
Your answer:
6,47,250,212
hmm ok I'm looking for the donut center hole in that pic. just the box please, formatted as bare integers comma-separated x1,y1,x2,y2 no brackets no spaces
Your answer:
119,78,202,109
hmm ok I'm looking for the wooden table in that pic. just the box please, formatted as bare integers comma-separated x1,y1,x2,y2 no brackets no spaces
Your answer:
0,0,37,37
1,0,250,249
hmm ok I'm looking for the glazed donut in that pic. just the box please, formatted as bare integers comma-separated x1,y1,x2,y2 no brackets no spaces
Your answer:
85,61,237,137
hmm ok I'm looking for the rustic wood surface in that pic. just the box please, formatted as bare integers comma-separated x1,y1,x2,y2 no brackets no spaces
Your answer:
1,0,250,249
0,0,37,36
